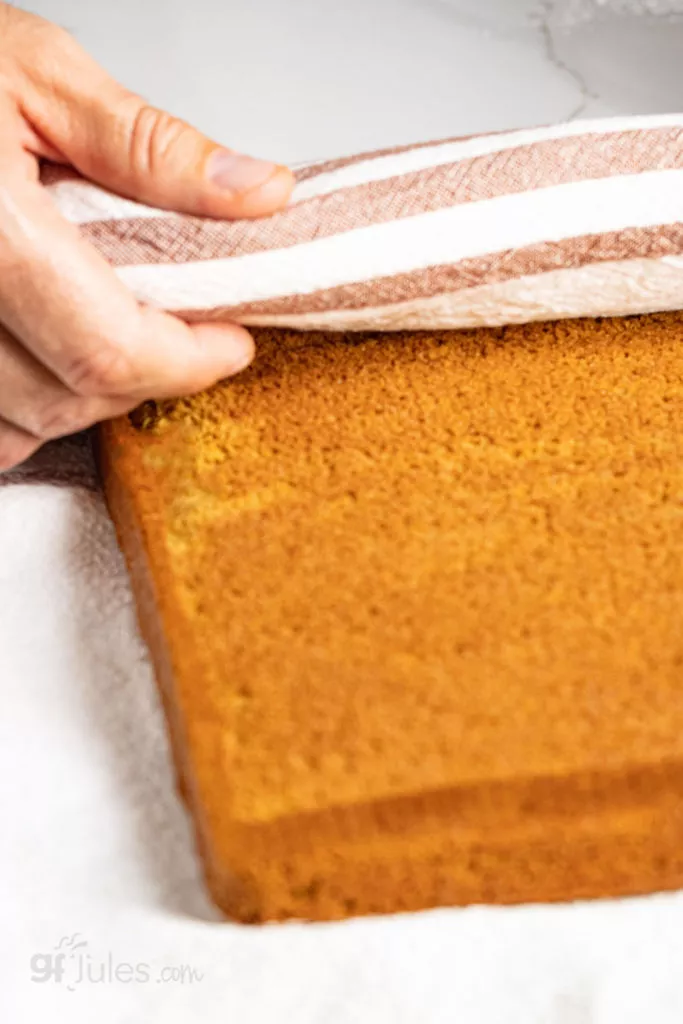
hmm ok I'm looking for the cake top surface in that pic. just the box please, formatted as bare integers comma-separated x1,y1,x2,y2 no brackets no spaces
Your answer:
109,315,683,825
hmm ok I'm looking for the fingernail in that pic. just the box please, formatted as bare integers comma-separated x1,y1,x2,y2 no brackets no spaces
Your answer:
227,330,255,373
208,150,278,194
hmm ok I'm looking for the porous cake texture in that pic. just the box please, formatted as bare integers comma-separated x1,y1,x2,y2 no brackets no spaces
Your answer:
101,313,683,922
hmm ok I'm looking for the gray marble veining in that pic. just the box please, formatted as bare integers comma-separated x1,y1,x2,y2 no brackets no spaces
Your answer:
17,0,683,165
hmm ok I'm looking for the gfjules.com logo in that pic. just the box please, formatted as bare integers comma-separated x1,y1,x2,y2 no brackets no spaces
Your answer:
30,934,204,991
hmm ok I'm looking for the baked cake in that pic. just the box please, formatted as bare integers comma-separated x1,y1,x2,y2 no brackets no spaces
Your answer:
100,313,683,922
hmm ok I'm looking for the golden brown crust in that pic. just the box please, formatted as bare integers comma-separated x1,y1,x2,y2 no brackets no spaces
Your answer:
101,315,683,922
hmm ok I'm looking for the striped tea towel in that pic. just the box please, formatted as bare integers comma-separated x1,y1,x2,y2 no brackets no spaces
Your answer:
44,113,683,333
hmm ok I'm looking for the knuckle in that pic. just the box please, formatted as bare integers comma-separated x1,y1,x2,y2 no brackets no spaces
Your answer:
31,19,72,50
28,399,92,442
6,16,76,74
65,345,137,397
34,20,82,60
0,55,17,92
128,102,193,176
0,13,83,115
0,432,36,473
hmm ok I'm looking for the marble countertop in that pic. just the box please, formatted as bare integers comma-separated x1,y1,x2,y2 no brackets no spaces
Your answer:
5,2,683,1022
25,0,683,163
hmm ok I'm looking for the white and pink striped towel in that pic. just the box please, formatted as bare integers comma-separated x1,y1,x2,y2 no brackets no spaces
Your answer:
2,111,682,490
43,112,683,334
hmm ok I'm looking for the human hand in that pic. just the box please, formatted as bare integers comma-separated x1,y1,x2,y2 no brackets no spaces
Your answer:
0,3,294,470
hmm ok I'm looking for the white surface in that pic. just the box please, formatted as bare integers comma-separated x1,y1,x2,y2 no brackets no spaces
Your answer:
5,1,683,1021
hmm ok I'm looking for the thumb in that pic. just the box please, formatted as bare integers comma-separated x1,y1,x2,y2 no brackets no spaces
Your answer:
76,91,296,219
19,27,294,219
73,91,294,221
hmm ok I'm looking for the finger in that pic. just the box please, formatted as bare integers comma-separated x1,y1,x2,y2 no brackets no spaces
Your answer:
0,417,39,473
0,321,131,440
0,179,255,398
15,26,295,219
0,94,44,182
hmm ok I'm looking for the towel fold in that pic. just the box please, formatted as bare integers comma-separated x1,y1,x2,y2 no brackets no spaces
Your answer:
43,113,683,334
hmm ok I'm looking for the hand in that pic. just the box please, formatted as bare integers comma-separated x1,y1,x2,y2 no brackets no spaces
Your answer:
0,3,294,470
